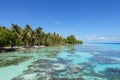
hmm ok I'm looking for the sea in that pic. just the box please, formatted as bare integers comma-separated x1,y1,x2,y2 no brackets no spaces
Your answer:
0,43,120,80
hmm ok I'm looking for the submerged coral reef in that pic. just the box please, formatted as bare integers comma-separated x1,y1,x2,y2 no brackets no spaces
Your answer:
0,56,31,67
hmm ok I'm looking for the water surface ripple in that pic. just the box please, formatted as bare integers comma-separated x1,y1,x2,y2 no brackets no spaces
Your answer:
0,44,120,80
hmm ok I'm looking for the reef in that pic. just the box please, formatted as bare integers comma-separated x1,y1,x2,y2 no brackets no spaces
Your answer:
98,67,120,80
57,58,72,64
105,68,120,74
0,56,31,67
91,56,119,64
12,58,87,80
93,50,120,57
13,57,111,80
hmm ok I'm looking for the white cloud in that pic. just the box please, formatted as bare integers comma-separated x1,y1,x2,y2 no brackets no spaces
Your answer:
75,35,80,40
82,35,120,42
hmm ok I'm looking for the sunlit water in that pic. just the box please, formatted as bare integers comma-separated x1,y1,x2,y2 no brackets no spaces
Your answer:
0,43,120,80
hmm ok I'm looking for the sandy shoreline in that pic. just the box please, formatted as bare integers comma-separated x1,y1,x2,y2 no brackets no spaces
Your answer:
0,46,45,53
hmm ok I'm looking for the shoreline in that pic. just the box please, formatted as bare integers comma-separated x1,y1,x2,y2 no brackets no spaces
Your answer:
0,46,45,53
0,44,81,53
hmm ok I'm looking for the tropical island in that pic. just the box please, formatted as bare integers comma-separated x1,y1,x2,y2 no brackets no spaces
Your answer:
1,0,120,80
0,24,83,53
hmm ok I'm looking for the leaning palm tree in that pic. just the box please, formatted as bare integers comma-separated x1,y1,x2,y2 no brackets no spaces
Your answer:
30,31,35,46
35,27,42,46
22,24,34,47
21,30,28,48
40,32,46,45
44,33,53,46
11,24,22,46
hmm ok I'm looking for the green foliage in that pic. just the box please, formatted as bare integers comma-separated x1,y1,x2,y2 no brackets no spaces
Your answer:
0,28,16,47
67,35,82,44
67,35,76,44
34,27,43,45
0,24,83,48
11,24,23,46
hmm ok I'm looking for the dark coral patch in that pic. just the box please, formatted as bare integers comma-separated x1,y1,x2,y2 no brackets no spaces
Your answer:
91,56,119,64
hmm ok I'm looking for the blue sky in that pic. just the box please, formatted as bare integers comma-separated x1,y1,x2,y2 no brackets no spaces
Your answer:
0,0,120,43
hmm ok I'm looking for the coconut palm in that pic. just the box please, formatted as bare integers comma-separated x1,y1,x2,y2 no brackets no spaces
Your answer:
22,24,34,47
0,24,83,48
44,33,53,46
35,27,43,46
11,24,23,46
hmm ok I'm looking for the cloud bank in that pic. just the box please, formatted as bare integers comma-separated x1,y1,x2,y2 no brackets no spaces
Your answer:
79,35,120,43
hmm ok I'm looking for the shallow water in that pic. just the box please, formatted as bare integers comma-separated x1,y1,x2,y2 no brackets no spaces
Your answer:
0,44,120,80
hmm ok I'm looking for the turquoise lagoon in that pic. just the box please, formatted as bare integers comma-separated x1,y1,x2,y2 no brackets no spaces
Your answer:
0,44,120,80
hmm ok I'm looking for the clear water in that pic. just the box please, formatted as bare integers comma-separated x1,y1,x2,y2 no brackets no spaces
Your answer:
0,44,120,80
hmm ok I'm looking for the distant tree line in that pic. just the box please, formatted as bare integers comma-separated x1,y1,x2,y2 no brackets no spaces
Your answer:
0,24,83,48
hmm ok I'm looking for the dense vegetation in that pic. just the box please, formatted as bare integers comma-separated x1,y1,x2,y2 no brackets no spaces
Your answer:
0,24,82,48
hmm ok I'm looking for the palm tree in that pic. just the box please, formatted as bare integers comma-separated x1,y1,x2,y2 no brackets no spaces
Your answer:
22,24,34,47
21,30,28,48
11,24,22,46
44,33,53,46
56,34,62,44
53,33,63,45
53,32,57,44
0,24,83,48
35,27,42,46
40,32,46,45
